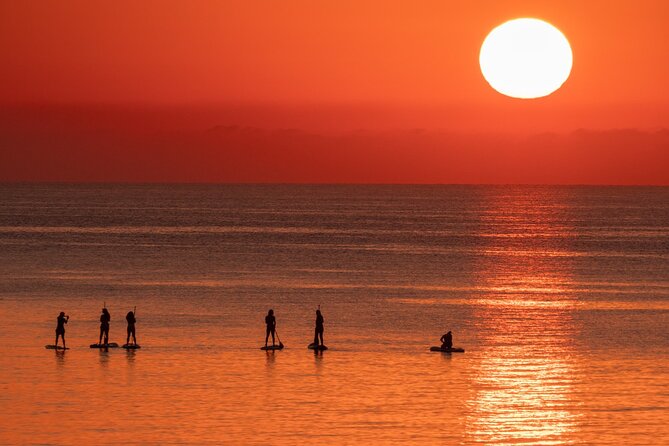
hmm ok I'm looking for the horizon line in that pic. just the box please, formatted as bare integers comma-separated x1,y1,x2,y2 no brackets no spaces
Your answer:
2,181,667,188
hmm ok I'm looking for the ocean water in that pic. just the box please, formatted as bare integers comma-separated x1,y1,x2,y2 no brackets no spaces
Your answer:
0,184,668,445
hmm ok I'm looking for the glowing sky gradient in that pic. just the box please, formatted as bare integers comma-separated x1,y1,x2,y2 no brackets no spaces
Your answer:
1,1,668,184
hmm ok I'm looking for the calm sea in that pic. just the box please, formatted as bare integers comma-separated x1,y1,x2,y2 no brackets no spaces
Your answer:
0,184,668,445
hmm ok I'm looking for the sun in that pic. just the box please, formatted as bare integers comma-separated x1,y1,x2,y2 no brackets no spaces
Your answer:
479,18,573,99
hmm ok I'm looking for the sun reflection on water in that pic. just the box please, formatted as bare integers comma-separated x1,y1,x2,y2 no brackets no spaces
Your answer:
465,309,582,444
464,190,583,444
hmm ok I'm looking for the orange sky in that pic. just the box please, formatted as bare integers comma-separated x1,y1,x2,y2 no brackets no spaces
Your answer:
1,0,668,183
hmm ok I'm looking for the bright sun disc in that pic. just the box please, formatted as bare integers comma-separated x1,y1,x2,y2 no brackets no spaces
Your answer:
479,18,572,99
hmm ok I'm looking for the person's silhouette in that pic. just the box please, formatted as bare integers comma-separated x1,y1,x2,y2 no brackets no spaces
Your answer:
264,309,276,347
126,310,137,345
99,308,111,345
440,331,453,349
55,312,69,349
314,309,324,347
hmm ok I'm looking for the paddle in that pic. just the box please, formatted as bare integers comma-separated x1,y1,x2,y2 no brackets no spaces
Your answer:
130,305,136,345
275,328,284,349
99,301,107,346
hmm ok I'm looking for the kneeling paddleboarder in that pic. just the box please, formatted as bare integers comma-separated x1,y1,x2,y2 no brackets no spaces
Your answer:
440,331,453,349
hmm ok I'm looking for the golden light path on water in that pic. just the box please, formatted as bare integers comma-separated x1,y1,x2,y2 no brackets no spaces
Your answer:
462,190,581,444
465,296,582,444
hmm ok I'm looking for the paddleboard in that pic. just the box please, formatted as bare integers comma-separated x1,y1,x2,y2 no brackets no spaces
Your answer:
261,345,284,351
122,344,141,349
430,346,465,353
90,343,119,348
308,343,328,351
45,345,69,350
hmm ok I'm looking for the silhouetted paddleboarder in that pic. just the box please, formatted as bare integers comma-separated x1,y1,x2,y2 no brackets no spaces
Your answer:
99,308,111,345
440,331,453,349
126,310,137,346
313,308,324,347
265,309,277,348
55,312,69,349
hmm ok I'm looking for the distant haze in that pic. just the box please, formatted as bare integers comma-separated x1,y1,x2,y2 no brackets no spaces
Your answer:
0,105,666,185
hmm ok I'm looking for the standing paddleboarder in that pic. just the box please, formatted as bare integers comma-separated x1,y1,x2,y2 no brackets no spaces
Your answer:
99,308,111,346
125,309,137,346
265,309,277,348
55,312,69,349
313,307,324,348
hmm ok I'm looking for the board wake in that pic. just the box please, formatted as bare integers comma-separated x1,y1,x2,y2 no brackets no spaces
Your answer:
45,345,69,350
430,346,465,353
308,343,328,351
90,343,119,348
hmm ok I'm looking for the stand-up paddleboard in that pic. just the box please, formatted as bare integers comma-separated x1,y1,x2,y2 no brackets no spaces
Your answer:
90,343,119,348
122,344,141,349
261,345,284,351
308,343,328,351
45,345,69,350
430,346,465,353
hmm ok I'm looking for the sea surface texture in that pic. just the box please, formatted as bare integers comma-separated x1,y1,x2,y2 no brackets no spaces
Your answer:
0,184,668,445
